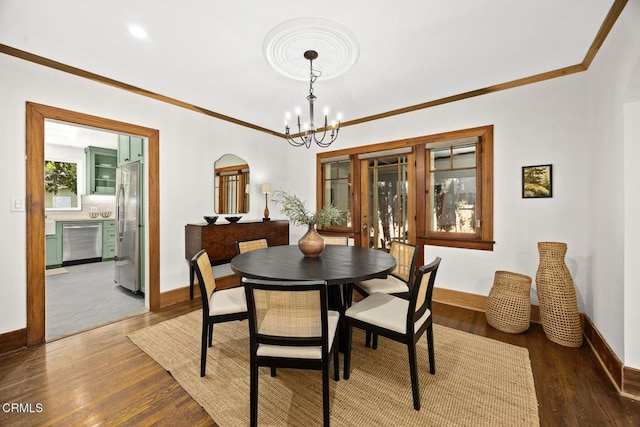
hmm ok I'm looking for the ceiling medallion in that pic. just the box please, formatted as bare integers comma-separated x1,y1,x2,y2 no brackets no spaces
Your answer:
263,17,360,81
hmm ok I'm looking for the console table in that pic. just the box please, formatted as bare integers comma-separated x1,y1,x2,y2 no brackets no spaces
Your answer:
184,219,289,299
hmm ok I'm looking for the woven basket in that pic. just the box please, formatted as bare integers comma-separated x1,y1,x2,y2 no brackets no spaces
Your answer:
486,271,532,333
535,242,583,347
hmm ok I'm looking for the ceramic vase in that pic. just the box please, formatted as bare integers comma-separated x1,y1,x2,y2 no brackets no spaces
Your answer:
298,224,325,258
535,242,583,347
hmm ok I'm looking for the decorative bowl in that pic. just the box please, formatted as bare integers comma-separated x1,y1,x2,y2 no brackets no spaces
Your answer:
100,211,112,218
204,215,219,224
89,212,100,218
225,216,242,223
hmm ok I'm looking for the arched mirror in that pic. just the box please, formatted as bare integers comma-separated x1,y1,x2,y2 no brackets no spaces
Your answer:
214,154,250,214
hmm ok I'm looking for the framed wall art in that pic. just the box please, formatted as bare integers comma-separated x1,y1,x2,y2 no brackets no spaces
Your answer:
522,164,552,198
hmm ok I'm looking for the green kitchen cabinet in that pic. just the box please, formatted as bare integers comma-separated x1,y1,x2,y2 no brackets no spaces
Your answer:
118,135,144,166
85,146,117,195
102,220,116,260
45,222,63,268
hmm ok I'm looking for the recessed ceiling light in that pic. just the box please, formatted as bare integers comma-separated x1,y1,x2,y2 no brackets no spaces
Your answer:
128,24,148,39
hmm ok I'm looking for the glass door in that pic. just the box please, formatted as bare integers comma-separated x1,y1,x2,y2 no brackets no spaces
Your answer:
359,153,413,249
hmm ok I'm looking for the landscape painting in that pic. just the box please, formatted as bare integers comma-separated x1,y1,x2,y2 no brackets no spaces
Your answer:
522,164,552,198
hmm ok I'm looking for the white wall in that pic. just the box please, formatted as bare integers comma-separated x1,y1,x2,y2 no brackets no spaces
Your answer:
585,0,640,365
287,71,591,300
624,100,640,367
284,1,640,364
0,53,284,334
622,4,640,370
1,2,639,369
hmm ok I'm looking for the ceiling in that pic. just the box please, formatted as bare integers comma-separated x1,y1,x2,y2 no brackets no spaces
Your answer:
0,0,618,137
45,120,118,150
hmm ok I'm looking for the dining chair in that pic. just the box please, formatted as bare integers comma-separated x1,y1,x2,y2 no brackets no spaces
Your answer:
321,235,349,246
350,240,419,347
353,240,418,298
236,238,269,254
343,257,442,411
243,277,340,427
321,234,349,316
191,249,248,377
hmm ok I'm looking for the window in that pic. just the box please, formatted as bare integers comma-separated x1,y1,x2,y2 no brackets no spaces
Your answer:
316,125,493,250
428,142,477,234
320,156,352,228
44,160,80,210
423,127,493,250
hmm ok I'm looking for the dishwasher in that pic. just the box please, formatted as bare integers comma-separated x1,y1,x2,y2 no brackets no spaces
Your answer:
62,222,103,265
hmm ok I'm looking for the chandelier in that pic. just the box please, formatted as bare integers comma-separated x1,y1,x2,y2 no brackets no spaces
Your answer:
285,50,341,149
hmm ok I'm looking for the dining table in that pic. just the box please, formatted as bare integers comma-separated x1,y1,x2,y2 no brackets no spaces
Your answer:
230,244,396,350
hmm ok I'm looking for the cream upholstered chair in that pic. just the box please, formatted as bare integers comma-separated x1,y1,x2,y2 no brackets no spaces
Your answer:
321,234,349,312
353,240,418,298
236,238,268,254
351,241,419,348
191,249,247,377
243,278,340,427
321,235,349,246
344,257,441,411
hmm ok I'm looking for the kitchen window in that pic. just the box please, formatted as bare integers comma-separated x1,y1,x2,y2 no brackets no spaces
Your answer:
44,159,82,210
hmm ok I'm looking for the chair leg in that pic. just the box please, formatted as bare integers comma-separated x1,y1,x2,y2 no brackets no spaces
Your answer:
323,359,330,427
200,322,208,377
407,342,421,410
250,359,258,427
365,331,372,348
344,322,353,380
208,323,214,347
270,367,276,377
333,333,340,381
372,333,378,349
189,265,194,300
427,323,436,375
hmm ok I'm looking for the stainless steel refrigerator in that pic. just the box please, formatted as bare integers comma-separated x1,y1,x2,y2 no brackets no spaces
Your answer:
115,161,142,293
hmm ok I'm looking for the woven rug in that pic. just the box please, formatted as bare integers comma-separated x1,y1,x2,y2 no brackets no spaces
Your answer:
128,311,539,426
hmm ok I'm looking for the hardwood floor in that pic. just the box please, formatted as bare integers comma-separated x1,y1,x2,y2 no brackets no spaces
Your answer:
1,299,639,426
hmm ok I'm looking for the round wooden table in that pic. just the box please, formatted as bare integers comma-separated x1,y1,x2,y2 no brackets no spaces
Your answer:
230,244,396,285
231,245,396,351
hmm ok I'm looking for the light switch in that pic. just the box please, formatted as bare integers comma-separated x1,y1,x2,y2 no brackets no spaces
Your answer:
10,197,25,212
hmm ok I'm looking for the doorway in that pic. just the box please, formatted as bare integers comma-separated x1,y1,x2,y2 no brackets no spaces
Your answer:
359,151,415,249
44,121,146,340
26,103,160,346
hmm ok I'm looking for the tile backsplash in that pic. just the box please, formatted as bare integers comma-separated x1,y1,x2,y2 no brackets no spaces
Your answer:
46,194,116,220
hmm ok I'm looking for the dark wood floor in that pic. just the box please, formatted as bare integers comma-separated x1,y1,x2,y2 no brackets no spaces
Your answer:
1,299,639,426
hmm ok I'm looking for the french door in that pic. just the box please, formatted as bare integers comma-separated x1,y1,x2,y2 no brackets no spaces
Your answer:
359,151,415,249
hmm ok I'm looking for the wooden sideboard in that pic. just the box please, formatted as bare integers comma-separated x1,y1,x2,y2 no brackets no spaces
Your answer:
185,219,289,298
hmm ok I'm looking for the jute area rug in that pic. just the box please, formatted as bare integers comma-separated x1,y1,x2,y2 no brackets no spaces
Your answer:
128,311,539,426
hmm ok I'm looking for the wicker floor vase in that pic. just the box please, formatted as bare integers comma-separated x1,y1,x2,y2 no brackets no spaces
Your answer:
486,271,532,333
535,242,583,347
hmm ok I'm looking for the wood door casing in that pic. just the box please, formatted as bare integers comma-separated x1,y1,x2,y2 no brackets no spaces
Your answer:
26,102,160,346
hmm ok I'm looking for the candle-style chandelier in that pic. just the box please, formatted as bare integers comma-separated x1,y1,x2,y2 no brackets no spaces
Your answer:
285,50,341,149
